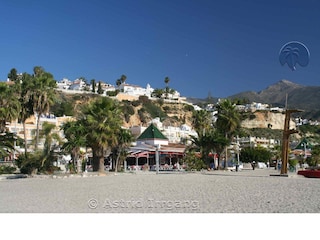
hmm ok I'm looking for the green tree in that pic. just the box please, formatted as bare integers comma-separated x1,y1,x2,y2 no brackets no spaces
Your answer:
211,131,229,169
7,68,18,82
164,76,170,99
31,67,57,149
183,150,207,171
116,79,122,88
240,146,272,163
120,74,127,84
151,88,164,98
191,109,212,136
97,81,103,94
0,82,20,132
114,128,133,172
190,128,228,169
216,99,241,169
309,145,320,167
61,120,87,173
14,72,35,156
169,88,176,96
116,75,127,91
79,97,122,173
0,132,16,160
18,121,62,174
37,121,62,171
91,79,96,93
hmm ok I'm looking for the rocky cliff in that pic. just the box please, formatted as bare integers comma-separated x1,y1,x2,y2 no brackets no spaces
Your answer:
241,111,296,130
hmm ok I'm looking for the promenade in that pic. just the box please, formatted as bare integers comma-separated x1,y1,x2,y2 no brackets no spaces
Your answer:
0,168,319,213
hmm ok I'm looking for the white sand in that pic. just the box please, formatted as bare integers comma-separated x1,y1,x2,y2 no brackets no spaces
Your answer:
0,169,319,213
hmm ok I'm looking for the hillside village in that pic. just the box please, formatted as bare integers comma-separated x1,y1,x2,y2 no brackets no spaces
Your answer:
2,76,318,170
2,74,319,173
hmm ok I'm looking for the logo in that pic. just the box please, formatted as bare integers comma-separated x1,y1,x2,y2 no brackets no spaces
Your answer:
279,41,310,71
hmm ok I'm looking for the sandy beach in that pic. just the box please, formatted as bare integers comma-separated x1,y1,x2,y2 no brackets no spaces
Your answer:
0,168,319,213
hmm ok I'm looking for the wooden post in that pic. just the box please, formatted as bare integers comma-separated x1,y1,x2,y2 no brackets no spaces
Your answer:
280,109,301,175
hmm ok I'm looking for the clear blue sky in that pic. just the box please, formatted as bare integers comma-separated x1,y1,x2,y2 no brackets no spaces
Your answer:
1,0,319,98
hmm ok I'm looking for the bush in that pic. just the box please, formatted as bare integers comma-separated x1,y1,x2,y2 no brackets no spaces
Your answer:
157,99,164,106
131,100,140,107
138,108,147,124
240,147,271,163
0,165,16,174
289,159,298,167
184,105,194,111
138,95,149,104
163,106,170,112
184,153,207,171
121,103,135,123
143,102,165,119
106,90,119,96
249,114,256,120
15,152,42,175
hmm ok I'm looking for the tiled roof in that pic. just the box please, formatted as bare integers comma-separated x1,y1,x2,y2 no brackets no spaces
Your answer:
137,123,168,140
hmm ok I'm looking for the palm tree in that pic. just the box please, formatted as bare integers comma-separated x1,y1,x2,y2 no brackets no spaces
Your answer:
151,88,164,98
190,109,215,166
190,128,228,169
169,88,176,96
91,79,96,93
120,74,127,84
0,132,16,160
191,109,213,136
116,79,122,88
216,99,241,169
61,120,87,173
164,76,170,87
97,81,103,94
0,82,20,132
31,68,57,149
164,76,170,99
37,121,62,170
79,97,122,173
33,66,44,77
212,130,230,169
15,72,34,156
114,128,133,172
7,68,18,82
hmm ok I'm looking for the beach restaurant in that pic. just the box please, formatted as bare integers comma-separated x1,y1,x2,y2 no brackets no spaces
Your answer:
126,123,186,170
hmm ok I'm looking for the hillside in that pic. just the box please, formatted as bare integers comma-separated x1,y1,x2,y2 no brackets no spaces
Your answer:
241,111,295,130
52,90,313,142
52,92,196,128
229,80,320,120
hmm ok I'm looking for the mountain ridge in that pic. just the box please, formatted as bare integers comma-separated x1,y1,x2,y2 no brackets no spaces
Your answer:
187,79,320,120
228,79,320,119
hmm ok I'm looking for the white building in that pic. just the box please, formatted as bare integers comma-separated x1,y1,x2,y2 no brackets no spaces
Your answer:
119,83,154,98
245,102,269,112
238,136,279,149
129,117,197,144
6,114,74,155
57,78,72,90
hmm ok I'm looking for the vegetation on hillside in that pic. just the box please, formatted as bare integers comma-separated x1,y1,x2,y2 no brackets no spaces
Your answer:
2,66,320,174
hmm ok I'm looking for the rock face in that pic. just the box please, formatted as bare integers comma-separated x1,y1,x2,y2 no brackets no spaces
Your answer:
241,111,296,130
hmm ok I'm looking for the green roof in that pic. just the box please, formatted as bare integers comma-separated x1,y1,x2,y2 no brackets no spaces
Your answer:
137,123,168,140
294,138,313,150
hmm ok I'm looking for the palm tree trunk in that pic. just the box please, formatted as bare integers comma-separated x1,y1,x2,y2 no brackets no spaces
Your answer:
115,153,120,173
224,133,228,169
98,156,105,173
35,113,40,150
92,149,99,172
23,120,28,156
